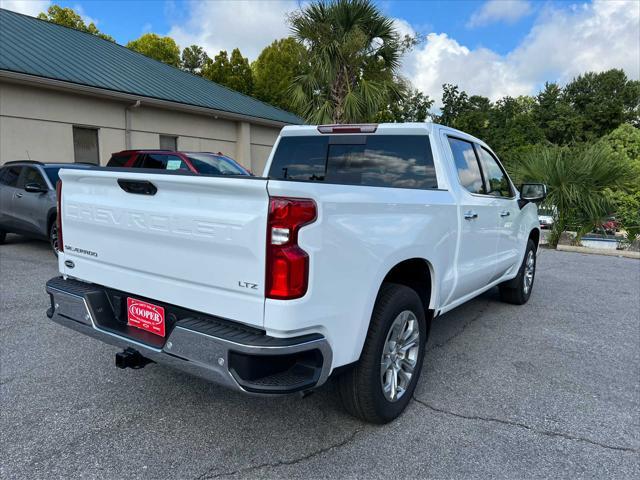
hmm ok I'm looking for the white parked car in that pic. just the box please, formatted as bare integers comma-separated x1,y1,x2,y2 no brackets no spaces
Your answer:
46,123,545,423
538,214,554,229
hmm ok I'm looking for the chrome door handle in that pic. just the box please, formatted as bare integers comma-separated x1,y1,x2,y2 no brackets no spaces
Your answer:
464,211,478,220
500,210,510,217
14,193,23,199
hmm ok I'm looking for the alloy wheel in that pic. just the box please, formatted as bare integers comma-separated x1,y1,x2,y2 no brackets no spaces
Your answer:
380,310,420,402
523,250,535,295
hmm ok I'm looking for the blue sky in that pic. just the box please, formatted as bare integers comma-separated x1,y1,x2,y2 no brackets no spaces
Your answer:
2,0,638,105
13,0,539,54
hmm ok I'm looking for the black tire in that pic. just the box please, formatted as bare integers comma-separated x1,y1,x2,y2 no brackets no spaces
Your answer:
338,283,426,424
0,230,5,244
499,239,537,305
49,222,59,257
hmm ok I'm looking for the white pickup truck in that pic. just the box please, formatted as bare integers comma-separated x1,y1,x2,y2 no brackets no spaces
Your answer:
46,123,546,423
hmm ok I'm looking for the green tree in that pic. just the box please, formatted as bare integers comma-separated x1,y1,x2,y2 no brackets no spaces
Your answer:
288,0,411,123
488,96,545,170
437,85,493,140
376,88,434,123
562,69,640,140
202,51,229,84
252,38,308,112
126,33,181,67
599,124,640,243
37,5,114,42
202,48,253,95
181,45,209,74
455,95,492,138
599,123,640,176
611,192,640,244
439,84,469,127
518,143,634,247
532,82,581,145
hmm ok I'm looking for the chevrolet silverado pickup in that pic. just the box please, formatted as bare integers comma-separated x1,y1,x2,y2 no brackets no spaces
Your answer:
46,123,546,423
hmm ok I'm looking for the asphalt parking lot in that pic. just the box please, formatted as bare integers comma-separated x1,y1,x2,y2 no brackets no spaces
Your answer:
1,236,638,479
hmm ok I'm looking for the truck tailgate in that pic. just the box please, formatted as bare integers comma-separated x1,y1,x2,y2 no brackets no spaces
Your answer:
58,169,268,328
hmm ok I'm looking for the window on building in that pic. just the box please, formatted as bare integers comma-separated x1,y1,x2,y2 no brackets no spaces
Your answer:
447,137,484,195
159,135,178,151
476,146,513,198
73,127,100,164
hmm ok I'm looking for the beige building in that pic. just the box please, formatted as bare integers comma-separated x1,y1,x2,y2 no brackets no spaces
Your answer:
0,9,301,173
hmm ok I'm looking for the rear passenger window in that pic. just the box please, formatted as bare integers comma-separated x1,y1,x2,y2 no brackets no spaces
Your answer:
269,137,327,181
448,138,484,195
269,135,438,189
140,154,188,171
0,166,22,187
476,147,512,198
107,154,130,167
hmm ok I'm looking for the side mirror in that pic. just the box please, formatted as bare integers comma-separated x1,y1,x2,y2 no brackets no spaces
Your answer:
520,183,547,204
24,183,48,193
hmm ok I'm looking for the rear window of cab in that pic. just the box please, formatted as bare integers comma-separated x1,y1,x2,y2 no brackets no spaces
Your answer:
268,135,438,190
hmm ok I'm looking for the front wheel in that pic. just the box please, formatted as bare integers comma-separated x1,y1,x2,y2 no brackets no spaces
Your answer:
499,239,537,305
337,283,426,424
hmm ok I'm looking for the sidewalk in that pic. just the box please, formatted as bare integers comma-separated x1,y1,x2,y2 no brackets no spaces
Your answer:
556,244,640,259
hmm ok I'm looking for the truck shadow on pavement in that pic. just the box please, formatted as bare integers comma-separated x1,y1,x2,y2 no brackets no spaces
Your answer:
146,287,500,415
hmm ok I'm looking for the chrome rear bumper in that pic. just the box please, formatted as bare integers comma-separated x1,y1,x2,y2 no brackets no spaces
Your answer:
46,277,332,394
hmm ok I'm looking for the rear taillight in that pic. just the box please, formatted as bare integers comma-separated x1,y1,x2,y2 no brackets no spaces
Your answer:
266,197,317,300
56,180,63,252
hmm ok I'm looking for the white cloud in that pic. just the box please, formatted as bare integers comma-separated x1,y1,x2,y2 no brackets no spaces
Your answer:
0,0,50,17
408,33,534,104
167,0,297,60
392,17,415,39
468,0,533,27
404,0,640,107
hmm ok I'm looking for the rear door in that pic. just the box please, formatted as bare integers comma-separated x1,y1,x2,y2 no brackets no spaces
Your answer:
445,136,500,301
58,168,269,328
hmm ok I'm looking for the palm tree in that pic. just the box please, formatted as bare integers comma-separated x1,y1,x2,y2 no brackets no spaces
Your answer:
288,0,406,124
518,143,633,247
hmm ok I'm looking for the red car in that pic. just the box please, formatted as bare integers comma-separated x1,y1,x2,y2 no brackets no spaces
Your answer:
107,150,251,176
599,217,620,235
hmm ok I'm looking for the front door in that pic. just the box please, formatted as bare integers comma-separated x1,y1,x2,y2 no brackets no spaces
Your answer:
0,165,23,232
13,167,49,236
475,145,521,277
445,136,499,302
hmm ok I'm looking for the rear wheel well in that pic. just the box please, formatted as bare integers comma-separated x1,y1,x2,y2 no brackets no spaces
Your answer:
381,258,433,320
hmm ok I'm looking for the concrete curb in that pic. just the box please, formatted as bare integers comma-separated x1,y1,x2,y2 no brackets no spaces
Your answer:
556,244,640,259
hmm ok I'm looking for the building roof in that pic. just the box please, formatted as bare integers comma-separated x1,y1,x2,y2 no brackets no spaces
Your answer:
0,9,302,125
